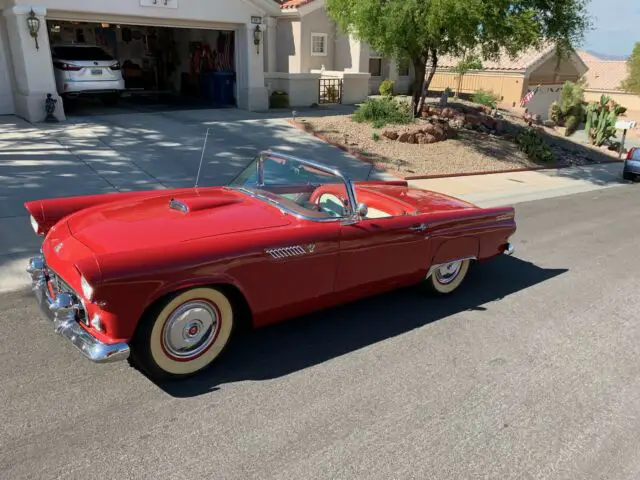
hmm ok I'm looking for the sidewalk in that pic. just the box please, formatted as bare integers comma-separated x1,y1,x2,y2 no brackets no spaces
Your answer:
408,162,626,208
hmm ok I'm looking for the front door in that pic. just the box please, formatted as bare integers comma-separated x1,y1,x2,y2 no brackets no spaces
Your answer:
335,215,432,297
238,220,342,327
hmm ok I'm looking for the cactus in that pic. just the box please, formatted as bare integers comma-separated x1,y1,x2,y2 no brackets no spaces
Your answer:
584,94,627,146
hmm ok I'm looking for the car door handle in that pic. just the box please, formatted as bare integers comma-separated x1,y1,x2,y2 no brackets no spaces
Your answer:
408,223,427,232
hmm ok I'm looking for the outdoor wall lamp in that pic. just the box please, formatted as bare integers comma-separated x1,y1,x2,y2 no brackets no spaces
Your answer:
26,9,41,51
253,25,262,55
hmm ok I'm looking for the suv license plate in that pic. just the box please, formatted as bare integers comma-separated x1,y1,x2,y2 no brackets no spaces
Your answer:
91,69,102,75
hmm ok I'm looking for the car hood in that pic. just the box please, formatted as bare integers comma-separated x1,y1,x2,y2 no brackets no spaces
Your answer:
66,188,291,255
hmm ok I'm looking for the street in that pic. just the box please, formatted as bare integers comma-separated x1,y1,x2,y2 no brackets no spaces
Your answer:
1,184,640,479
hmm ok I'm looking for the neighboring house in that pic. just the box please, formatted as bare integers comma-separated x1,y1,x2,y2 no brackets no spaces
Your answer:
577,51,640,111
430,44,589,117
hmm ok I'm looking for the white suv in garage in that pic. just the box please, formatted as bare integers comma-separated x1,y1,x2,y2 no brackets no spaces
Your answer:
51,44,125,105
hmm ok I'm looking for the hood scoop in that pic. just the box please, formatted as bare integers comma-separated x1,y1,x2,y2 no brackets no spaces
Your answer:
169,193,242,214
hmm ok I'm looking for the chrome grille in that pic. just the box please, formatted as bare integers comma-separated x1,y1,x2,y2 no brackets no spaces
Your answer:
46,266,88,324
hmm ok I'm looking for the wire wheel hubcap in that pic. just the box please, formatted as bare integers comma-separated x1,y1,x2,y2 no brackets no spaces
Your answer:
162,300,219,360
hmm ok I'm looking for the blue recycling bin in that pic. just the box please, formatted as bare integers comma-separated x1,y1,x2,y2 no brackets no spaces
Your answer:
212,70,236,106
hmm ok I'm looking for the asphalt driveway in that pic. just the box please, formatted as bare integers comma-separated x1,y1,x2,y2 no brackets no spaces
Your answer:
0,107,394,293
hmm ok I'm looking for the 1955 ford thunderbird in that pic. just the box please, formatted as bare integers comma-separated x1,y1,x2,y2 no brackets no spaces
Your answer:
25,151,516,381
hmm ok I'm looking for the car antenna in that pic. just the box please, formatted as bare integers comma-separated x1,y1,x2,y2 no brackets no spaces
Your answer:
194,127,210,189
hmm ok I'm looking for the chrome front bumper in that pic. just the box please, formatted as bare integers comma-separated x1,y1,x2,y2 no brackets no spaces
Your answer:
27,255,130,363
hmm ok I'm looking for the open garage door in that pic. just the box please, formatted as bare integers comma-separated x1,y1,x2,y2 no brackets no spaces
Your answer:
44,17,238,115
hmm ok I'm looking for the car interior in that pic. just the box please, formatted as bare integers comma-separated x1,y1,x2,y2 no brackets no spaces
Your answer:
255,183,412,220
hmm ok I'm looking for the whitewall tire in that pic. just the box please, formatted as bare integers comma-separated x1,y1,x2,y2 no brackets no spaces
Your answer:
132,287,235,381
426,259,471,295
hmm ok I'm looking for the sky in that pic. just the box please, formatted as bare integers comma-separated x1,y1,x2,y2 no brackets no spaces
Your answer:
582,0,639,57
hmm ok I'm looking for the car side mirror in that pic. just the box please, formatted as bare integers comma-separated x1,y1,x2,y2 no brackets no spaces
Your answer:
356,202,368,218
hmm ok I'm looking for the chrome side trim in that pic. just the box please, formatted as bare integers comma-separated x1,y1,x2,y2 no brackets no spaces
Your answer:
265,244,315,259
426,256,476,279
27,255,130,364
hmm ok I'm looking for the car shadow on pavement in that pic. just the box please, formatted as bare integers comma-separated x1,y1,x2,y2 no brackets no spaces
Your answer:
152,255,568,397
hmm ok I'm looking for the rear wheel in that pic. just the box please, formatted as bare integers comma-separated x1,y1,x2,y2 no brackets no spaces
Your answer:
131,287,235,381
623,171,636,181
425,259,471,295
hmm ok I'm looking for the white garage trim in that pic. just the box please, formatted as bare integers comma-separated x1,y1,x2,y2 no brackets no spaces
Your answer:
45,10,242,31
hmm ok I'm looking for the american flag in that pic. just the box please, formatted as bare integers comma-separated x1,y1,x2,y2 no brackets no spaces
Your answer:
520,85,540,107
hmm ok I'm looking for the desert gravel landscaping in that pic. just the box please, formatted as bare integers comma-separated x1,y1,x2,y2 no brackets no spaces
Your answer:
295,99,622,178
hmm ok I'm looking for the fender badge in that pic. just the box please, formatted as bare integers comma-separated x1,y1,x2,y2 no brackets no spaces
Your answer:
54,242,63,254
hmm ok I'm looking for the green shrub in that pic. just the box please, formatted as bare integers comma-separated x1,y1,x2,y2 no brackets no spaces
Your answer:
564,112,581,136
372,132,381,141
379,79,394,97
516,127,555,163
352,96,413,128
549,101,563,124
269,91,289,109
471,89,500,109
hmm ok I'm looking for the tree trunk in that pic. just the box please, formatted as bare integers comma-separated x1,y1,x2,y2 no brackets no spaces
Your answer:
417,49,438,115
456,74,463,97
411,58,427,117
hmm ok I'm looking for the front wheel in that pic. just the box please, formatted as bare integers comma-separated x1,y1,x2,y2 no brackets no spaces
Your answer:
131,287,235,381
623,171,636,181
425,259,471,295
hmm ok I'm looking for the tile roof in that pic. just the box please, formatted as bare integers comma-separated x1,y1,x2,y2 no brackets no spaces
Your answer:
278,0,316,8
435,43,557,72
576,50,603,63
577,51,629,92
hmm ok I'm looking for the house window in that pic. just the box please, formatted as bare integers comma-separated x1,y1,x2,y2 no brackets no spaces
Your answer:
369,58,382,77
311,33,328,56
397,59,410,77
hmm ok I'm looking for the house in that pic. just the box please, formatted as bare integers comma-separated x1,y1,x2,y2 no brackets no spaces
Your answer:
0,0,282,121
430,44,589,118
577,51,640,112
0,0,590,123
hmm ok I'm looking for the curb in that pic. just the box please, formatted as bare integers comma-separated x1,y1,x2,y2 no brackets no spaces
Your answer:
404,159,624,180
287,119,624,182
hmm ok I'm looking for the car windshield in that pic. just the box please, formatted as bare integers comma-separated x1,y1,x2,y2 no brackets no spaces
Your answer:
227,153,354,219
52,46,114,61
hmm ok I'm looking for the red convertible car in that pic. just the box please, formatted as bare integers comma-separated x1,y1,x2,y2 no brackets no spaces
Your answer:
25,151,516,381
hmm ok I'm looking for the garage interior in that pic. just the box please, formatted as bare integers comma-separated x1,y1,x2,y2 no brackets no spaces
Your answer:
46,20,237,114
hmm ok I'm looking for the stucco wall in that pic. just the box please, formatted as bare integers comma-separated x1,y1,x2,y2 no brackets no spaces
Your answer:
276,17,301,72
585,90,640,111
0,16,15,114
429,72,525,108
299,7,335,72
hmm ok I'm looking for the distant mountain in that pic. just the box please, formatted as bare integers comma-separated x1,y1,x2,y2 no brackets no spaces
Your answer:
585,50,629,61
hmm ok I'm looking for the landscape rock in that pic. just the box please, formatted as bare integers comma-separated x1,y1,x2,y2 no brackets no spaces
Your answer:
382,130,399,140
398,132,410,143
407,133,417,144
424,133,438,144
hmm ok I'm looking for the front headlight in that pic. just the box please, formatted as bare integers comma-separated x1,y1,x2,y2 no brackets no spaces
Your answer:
80,275,94,301
30,215,39,234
